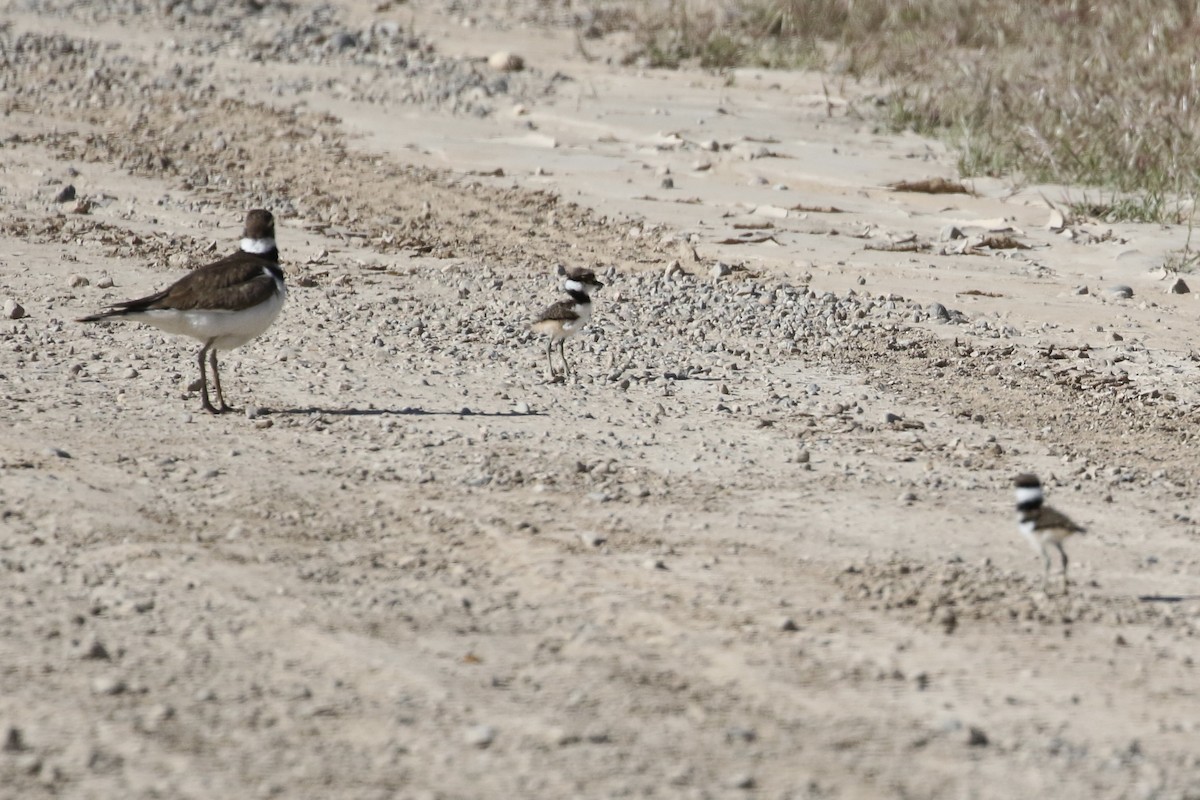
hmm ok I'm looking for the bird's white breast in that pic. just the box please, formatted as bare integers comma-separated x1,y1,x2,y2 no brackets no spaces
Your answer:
134,268,285,350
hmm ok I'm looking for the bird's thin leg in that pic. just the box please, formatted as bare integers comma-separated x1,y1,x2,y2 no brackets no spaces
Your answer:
208,347,231,413
559,339,570,376
545,338,557,380
1056,542,1070,594
1041,548,1052,593
198,340,219,414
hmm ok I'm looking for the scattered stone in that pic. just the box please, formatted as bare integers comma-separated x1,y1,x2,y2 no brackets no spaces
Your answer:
68,274,89,289
91,675,126,696
2,725,24,753
330,31,358,51
967,726,989,747
1072,285,1089,295
1168,277,1189,294
928,302,951,322
513,401,530,415
579,531,607,548
898,491,917,505
937,607,958,634
710,262,732,279
643,558,666,571
884,412,903,424
659,176,674,190
53,184,76,203
725,727,757,743
123,367,138,379
45,447,71,459
96,275,114,289
777,617,798,632
728,773,756,790
939,225,964,241
464,724,497,748
81,638,110,660
1107,284,1134,299
3,298,25,319
487,51,524,72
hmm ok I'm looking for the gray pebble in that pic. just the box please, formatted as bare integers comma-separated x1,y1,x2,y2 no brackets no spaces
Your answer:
96,275,114,289
53,184,76,203
3,298,25,319
45,447,71,459
123,367,138,379
1107,284,1134,299
68,274,89,289
513,401,530,415
643,558,666,571
81,638,110,660
1169,277,1190,294
1073,285,1089,295
2,725,24,753
710,261,732,279
939,225,964,241
967,726,989,747
331,31,358,51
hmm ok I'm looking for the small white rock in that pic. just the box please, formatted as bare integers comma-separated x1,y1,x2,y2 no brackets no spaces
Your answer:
3,298,25,319
487,51,524,72
464,724,497,748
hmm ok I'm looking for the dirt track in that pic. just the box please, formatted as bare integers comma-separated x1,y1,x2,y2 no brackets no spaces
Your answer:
4,2,1200,798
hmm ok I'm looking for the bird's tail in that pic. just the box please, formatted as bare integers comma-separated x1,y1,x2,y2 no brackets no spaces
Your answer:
77,288,170,323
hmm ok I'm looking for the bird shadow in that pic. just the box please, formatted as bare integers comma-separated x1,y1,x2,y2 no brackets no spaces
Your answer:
265,406,546,418
1137,594,1200,604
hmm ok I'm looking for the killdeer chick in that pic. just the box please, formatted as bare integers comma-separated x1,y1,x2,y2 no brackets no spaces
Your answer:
1014,473,1086,594
530,266,603,381
78,209,286,414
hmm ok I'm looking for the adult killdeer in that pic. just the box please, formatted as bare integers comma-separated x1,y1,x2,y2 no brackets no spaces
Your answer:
78,209,286,414
530,266,603,381
1014,473,1086,593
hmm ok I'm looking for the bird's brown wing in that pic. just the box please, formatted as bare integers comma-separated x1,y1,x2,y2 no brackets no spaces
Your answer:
152,254,279,311
534,299,579,324
1039,505,1085,534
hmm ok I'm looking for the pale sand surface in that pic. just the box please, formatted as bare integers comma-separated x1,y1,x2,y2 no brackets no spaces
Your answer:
2,3,1200,798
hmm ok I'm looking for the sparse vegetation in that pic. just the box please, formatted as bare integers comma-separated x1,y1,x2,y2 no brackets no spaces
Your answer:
581,0,1200,222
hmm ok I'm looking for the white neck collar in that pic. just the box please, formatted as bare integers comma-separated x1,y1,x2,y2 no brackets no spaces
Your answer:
241,237,276,255
1014,486,1043,505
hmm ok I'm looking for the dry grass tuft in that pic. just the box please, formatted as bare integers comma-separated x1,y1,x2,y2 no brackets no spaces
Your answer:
580,0,1200,221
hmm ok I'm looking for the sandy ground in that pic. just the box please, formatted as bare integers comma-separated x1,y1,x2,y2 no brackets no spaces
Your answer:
4,2,1200,798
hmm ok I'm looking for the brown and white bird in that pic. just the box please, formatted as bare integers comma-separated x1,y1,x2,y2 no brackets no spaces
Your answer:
78,209,286,414
1014,473,1086,593
530,266,603,381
